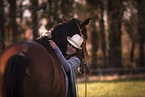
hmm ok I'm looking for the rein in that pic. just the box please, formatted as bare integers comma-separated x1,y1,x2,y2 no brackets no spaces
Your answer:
76,23,89,97
81,37,88,97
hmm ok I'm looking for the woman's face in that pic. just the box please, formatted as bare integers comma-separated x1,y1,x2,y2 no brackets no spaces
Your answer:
66,43,78,56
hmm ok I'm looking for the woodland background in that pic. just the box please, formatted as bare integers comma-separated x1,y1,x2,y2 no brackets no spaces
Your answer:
0,0,145,75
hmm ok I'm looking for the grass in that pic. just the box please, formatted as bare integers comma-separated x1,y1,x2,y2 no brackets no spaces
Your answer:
76,79,145,97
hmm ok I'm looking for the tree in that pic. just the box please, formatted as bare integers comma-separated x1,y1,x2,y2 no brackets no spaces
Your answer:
0,0,5,53
84,0,108,73
61,0,74,18
137,0,145,67
85,0,101,72
46,0,74,29
90,17,99,73
98,0,107,67
9,0,18,42
30,0,39,40
107,0,124,68
46,0,53,29
123,1,138,66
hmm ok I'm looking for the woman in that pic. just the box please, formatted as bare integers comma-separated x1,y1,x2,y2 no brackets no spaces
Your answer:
49,34,84,97
35,18,91,97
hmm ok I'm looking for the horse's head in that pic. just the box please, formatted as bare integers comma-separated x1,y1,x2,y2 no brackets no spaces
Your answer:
51,18,90,54
75,18,91,74
51,18,91,73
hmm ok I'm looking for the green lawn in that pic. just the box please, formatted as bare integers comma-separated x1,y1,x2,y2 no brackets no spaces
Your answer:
76,79,145,97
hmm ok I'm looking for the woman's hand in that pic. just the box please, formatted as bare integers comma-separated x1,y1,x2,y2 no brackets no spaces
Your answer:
46,31,52,39
40,26,52,39
48,40,56,49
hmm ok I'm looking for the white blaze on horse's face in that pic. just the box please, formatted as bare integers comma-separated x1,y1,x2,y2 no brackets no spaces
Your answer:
66,43,77,56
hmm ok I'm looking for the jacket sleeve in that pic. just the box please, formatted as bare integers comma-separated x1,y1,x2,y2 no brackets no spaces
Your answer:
54,46,80,74
67,57,80,74
54,46,71,72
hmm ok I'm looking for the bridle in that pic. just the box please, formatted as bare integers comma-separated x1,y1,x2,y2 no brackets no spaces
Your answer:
77,19,90,74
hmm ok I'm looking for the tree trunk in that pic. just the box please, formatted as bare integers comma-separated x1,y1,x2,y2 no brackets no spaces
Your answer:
99,1,107,67
61,0,74,18
0,0,5,53
137,0,145,67
90,18,98,74
9,0,17,42
130,42,135,63
107,0,123,68
46,0,53,29
31,0,39,40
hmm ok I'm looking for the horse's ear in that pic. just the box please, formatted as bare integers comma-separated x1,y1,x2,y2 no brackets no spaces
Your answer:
62,16,67,22
80,18,91,29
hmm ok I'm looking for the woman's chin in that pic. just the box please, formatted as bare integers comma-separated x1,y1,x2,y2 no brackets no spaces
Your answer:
66,51,72,55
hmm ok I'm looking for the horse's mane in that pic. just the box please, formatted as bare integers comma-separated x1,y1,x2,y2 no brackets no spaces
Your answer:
51,19,87,56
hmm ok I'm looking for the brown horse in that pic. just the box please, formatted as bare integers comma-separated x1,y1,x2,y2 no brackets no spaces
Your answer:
0,41,65,97
0,18,90,97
